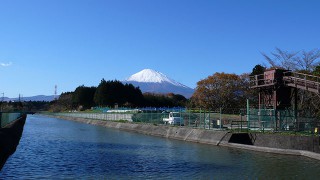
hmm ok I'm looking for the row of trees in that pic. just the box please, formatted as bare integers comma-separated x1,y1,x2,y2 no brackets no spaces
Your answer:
0,101,50,112
93,80,144,107
50,80,187,112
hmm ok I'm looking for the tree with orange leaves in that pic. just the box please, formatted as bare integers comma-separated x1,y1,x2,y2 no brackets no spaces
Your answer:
191,72,248,111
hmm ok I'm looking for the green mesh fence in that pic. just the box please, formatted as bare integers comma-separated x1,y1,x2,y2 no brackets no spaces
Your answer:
244,108,317,132
49,110,226,130
47,108,319,133
247,109,276,130
132,113,165,124
0,112,22,128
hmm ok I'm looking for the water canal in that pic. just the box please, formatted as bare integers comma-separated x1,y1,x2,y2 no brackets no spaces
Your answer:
1,115,320,179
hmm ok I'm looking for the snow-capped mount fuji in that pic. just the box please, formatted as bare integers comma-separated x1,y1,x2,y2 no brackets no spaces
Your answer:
126,69,188,87
123,69,194,98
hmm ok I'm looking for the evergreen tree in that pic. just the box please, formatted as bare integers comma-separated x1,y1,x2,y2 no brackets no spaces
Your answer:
250,64,266,76
73,85,96,110
314,65,320,76
94,79,109,106
94,79,145,107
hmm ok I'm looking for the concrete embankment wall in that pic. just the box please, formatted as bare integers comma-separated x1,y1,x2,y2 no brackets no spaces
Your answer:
53,115,229,145
254,133,320,153
51,115,320,160
0,115,26,170
228,133,320,153
226,133,320,159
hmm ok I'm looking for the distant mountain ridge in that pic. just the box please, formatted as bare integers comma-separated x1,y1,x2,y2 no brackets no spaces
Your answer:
3,95,57,102
123,69,194,98
3,69,194,101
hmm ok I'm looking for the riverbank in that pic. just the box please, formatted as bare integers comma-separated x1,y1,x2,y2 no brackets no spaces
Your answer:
0,114,26,170
49,115,320,160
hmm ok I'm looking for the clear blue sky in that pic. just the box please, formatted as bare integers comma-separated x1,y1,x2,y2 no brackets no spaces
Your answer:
0,0,319,97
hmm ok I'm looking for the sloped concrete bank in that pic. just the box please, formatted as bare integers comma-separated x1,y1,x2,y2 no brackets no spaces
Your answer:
52,115,229,145
51,115,320,160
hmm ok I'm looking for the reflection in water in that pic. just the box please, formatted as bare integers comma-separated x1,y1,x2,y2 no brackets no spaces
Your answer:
1,115,320,179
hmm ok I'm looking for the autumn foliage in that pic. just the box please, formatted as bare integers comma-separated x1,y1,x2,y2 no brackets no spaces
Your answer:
191,72,250,111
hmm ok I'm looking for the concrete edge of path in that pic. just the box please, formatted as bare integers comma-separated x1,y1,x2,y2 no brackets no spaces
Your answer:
219,142,320,160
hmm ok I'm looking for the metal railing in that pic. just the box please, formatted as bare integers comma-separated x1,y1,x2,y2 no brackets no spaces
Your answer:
283,71,320,93
249,74,280,88
249,71,320,93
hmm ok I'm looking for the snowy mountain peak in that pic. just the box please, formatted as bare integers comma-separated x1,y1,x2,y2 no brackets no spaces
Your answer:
123,69,194,98
125,69,188,88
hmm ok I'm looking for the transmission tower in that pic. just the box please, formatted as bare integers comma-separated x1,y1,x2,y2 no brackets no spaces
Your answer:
54,85,57,100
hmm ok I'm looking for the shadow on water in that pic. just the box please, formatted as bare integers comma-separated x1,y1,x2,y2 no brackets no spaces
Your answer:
0,115,26,170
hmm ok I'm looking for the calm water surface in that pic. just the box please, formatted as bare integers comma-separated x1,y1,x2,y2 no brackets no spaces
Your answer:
1,115,320,179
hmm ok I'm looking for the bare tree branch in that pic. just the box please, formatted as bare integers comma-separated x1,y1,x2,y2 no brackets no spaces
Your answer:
295,49,320,71
261,52,279,68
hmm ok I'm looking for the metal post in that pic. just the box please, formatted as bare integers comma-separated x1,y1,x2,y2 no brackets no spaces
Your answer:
203,110,205,129
189,109,191,127
317,76,319,93
180,109,181,127
258,92,261,123
199,108,201,128
273,90,278,131
247,99,250,130
209,112,211,130
240,113,243,132
219,108,222,129
294,88,298,131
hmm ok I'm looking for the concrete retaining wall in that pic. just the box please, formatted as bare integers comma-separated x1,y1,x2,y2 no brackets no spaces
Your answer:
253,133,320,153
0,115,26,170
50,115,320,160
228,133,320,153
